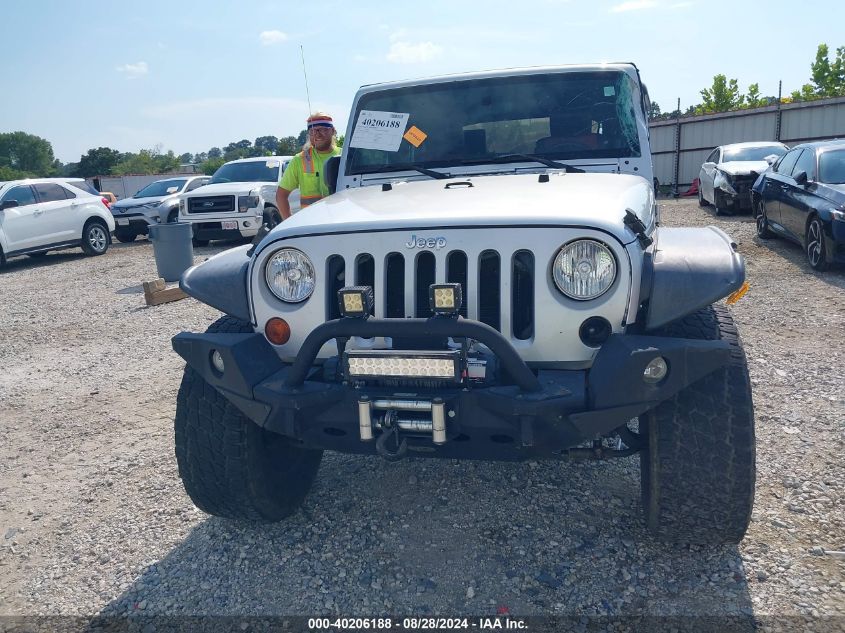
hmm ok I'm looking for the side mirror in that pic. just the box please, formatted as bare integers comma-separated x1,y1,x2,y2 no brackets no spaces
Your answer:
323,155,341,196
0,200,20,211
794,170,808,186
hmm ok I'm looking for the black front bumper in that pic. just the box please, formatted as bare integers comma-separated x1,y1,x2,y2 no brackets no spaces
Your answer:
171,317,731,460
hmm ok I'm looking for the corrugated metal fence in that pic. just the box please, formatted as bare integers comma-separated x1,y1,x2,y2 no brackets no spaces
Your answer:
649,95,845,191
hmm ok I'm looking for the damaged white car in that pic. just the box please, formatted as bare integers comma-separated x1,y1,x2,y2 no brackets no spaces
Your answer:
170,64,754,544
699,141,788,214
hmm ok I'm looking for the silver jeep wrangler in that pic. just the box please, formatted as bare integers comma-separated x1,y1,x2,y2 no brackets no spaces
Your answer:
172,64,754,544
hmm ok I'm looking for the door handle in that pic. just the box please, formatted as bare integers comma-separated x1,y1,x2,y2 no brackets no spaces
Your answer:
33,210,43,216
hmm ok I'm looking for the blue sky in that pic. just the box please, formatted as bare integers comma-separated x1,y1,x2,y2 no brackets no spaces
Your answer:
2,0,843,163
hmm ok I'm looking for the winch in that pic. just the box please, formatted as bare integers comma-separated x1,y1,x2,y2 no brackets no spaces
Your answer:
358,395,448,460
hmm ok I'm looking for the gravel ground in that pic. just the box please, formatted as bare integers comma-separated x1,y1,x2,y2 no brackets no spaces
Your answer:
0,199,843,628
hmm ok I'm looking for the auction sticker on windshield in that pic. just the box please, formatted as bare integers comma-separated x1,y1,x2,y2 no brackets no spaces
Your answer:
350,110,410,152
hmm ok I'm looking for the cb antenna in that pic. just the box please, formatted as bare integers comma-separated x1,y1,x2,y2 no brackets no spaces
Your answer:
300,45,313,115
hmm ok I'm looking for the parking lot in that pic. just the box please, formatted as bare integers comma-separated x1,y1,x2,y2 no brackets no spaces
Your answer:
0,198,843,623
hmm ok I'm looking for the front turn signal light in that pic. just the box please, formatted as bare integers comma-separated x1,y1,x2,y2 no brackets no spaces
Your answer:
265,317,291,345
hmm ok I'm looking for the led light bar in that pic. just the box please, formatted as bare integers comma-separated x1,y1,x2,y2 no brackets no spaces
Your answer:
338,286,374,318
344,350,461,380
429,283,463,315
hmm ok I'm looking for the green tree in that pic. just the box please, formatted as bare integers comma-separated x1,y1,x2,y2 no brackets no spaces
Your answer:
178,152,193,164
0,165,30,180
112,147,180,175
745,83,766,108
75,147,121,177
790,83,817,102
648,101,662,120
194,151,208,163
336,134,345,148
810,43,845,97
277,136,300,155
698,75,744,113
296,129,308,147
0,131,55,175
208,147,222,159
200,157,225,175
254,136,279,156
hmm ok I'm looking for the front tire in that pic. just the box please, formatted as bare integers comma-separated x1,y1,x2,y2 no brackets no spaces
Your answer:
805,216,830,272
114,230,137,243
81,220,110,256
174,316,323,522
755,201,774,239
640,304,755,544
263,206,282,230
698,187,708,207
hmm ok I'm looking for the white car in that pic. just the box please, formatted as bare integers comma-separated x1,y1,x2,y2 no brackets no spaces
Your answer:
178,156,297,246
0,178,115,265
698,141,788,214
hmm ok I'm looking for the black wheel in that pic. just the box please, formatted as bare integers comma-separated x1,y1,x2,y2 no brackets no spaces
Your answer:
640,304,755,544
114,230,137,243
81,220,110,256
698,187,708,207
755,201,774,239
27,251,48,258
192,236,210,247
174,316,323,522
805,216,829,271
264,206,282,230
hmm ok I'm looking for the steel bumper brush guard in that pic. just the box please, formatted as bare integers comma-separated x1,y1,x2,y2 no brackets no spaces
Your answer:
172,289,732,461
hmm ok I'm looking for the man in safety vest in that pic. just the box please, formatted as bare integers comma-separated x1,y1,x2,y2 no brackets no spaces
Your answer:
276,112,341,220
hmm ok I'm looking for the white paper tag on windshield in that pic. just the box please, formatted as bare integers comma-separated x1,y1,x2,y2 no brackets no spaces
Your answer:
350,110,410,152
166,187,178,194
266,160,279,168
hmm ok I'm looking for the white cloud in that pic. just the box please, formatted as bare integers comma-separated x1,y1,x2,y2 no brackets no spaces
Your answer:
386,41,442,64
610,0,657,11
115,61,149,78
259,30,288,46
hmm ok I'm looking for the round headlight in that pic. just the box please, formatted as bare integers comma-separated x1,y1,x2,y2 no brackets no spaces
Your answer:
553,240,617,300
265,248,315,302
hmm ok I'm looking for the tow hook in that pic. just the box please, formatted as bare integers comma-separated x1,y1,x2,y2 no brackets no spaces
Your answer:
375,424,408,462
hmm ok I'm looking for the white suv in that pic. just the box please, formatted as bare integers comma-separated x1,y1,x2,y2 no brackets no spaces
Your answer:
0,178,115,266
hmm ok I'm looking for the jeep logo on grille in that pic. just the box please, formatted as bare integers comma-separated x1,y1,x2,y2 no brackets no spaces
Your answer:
405,235,447,250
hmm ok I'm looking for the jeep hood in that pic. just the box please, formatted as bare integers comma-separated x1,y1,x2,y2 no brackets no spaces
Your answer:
718,161,769,176
262,173,653,247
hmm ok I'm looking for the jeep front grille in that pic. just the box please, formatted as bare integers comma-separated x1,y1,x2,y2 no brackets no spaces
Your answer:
188,195,235,214
324,249,535,340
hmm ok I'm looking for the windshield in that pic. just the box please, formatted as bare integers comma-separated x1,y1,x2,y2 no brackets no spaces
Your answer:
818,149,845,184
211,160,280,184
346,70,643,175
722,146,786,163
134,179,187,198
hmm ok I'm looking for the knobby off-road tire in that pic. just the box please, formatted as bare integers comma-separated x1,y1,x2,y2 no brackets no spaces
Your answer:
640,304,755,545
174,316,323,521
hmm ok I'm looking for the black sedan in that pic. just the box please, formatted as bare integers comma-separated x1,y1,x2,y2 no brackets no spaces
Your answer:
752,140,845,271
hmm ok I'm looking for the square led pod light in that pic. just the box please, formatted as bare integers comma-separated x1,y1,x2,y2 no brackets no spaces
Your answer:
337,286,374,318
429,283,462,315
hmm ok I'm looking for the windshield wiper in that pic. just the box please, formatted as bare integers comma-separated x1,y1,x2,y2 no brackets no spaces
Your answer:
356,165,451,180
462,154,585,173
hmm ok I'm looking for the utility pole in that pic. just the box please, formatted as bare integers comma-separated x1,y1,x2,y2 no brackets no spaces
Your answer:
673,97,681,197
